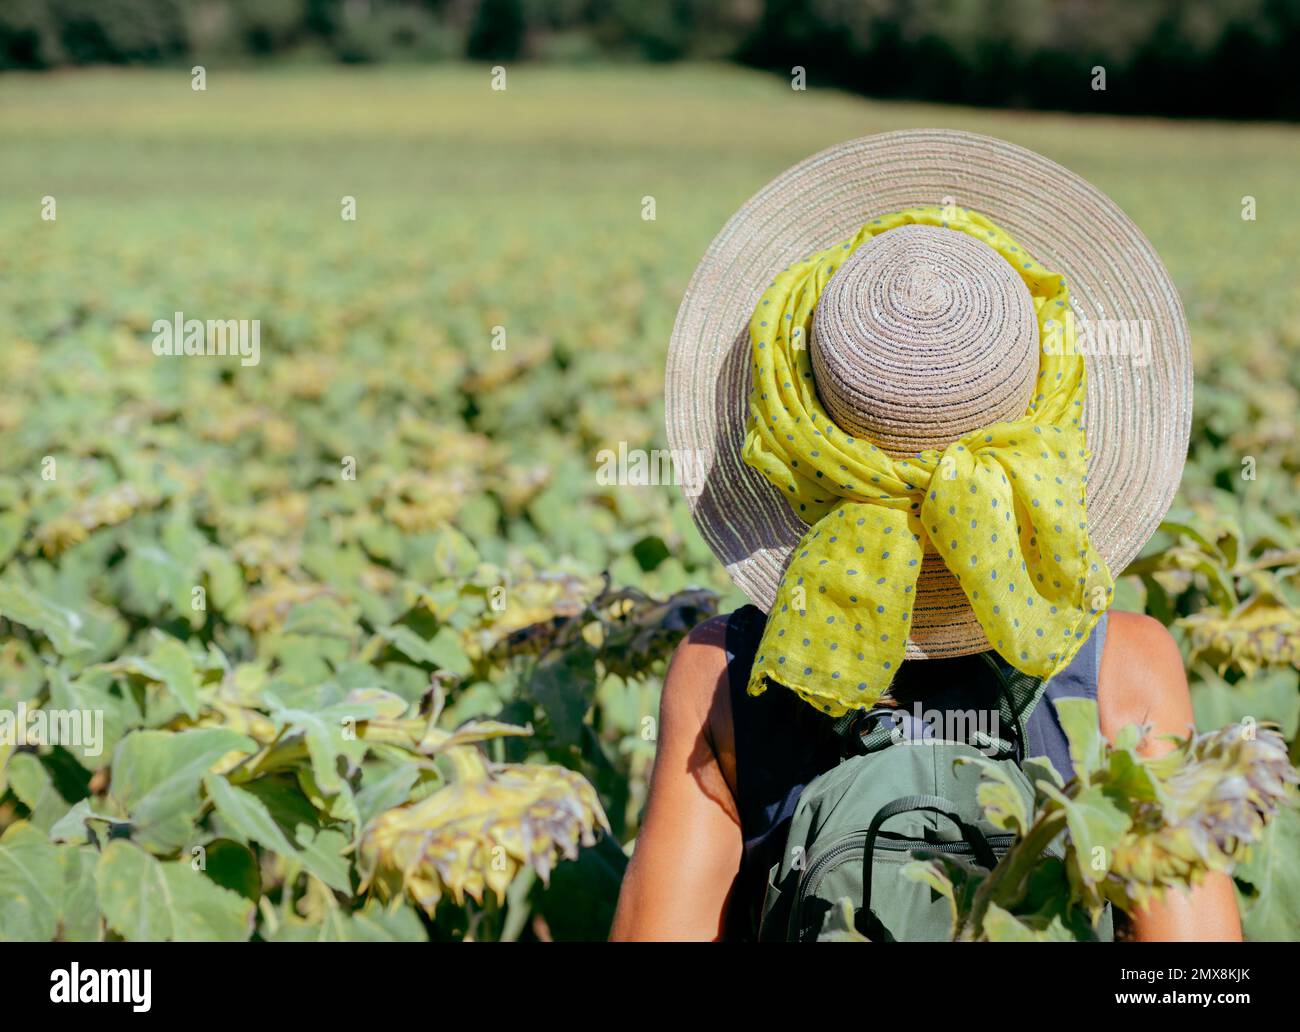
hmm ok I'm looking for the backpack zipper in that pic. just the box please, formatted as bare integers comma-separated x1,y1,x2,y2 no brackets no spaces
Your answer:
795,831,1017,915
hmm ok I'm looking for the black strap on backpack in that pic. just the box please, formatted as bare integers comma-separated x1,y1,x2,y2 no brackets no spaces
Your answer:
979,652,1049,763
854,795,1000,940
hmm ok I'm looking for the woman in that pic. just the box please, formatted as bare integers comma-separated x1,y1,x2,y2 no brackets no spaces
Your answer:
612,130,1242,941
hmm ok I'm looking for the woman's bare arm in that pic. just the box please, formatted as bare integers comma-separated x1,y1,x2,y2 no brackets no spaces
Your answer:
609,617,743,940
1098,611,1243,941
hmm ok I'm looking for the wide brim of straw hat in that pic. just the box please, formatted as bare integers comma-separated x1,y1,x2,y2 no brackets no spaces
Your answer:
666,129,1191,660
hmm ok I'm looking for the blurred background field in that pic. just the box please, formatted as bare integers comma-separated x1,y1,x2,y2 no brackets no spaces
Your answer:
4,63,1299,599
2,55,1299,940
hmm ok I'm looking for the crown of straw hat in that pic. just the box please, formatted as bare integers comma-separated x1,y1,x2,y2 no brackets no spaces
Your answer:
666,129,1192,660
810,222,1039,458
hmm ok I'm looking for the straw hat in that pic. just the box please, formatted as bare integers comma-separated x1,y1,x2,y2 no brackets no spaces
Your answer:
666,129,1191,660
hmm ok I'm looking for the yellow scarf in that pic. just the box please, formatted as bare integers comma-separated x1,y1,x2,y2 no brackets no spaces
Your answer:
742,206,1113,717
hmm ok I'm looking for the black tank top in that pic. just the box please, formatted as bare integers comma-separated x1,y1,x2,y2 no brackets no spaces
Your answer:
722,603,1107,940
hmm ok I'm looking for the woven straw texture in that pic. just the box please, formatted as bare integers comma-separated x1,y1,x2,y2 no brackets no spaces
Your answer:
665,129,1192,660
811,222,1040,458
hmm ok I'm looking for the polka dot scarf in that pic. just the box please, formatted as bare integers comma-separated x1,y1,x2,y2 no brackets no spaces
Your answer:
742,206,1114,718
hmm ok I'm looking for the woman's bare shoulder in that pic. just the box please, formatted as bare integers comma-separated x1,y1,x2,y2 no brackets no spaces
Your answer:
662,613,731,708
660,612,737,785
1098,610,1195,751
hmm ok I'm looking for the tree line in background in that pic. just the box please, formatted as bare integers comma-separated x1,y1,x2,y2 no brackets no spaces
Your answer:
1,1,1298,119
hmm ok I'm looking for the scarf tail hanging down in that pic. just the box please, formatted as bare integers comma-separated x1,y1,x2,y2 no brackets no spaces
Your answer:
742,206,1113,718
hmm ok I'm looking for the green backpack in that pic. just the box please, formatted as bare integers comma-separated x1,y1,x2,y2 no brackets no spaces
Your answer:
756,654,1114,942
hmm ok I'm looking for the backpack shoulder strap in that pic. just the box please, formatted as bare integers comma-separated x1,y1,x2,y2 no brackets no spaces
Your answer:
980,653,1047,762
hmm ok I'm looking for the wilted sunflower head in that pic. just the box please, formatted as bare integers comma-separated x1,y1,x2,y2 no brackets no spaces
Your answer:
358,756,609,914
1106,722,1299,911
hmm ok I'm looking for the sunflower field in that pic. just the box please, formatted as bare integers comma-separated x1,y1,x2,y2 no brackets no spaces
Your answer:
0,64,1298,941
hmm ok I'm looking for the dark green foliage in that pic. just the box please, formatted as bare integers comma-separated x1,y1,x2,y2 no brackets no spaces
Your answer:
0,0,189,69
466,0,524,61
4,0,1298,118
737,0,1300,119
